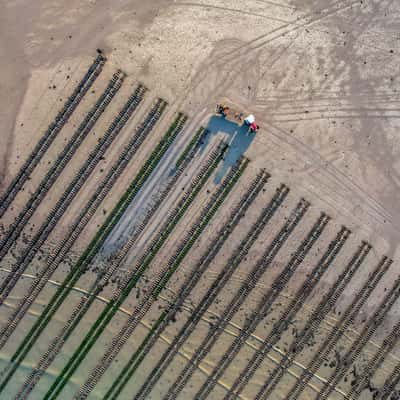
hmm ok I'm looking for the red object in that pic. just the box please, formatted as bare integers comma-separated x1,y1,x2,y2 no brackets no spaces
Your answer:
250,122,258,131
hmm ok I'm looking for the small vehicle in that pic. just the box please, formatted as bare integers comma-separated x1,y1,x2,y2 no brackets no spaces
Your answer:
243,114,259,133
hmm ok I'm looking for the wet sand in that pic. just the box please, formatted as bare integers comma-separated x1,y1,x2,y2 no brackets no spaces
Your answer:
1,0,400,399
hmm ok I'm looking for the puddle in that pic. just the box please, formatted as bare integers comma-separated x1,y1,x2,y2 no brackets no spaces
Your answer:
202,115,255,183
100,115,255,257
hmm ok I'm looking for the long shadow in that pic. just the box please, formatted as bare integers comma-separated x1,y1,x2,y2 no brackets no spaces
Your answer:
104,115,254,256
201,115,255,183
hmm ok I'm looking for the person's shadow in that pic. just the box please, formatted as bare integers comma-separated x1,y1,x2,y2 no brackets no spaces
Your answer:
199,115,255,183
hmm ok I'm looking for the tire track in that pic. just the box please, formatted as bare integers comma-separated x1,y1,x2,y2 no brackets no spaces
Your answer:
266,122,395,227
190,0,361,89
